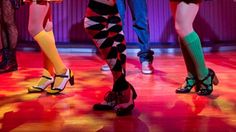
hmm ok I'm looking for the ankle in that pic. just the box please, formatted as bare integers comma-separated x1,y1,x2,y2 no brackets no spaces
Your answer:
55,68,67,75
198,68,209,81
42,69,53,77
112,75,129,92
35,75,54,87
186,76,196,85
203,77,211,85
199,69,211,84
117,87,132,103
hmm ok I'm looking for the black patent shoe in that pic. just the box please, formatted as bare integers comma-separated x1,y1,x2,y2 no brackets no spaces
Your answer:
93,91,117,111
197,68,219,96
114,84,137,116
176,77,198,93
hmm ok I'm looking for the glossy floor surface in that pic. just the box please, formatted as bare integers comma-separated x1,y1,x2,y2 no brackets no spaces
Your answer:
0,51,236,132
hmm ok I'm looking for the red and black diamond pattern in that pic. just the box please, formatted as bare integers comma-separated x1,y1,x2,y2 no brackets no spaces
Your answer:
84,0,128,92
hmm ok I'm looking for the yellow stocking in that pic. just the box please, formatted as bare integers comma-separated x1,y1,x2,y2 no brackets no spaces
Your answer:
34,30,68,88
34,30,66,74
34,68,52,86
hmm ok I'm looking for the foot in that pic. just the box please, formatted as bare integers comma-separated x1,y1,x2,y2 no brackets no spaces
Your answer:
141,61,154,74
100,64,110,71
28,69,54,93
114,84,137,116
0,48,18,73
93,83,137,116
0,58,18,73
0,64,18,73
28,75,54,93
93,91,117,110
46,69,74,94
176,76,197,93
197,68,219,96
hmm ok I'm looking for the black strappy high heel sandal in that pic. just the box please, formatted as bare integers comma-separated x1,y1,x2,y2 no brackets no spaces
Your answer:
46,69,74,94
176,77,199,93
197,68,219,96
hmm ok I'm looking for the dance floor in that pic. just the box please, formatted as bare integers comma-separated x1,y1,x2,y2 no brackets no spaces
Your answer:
0,51,236,132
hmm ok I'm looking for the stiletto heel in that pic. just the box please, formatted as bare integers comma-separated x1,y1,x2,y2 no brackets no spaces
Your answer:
69,76,74,85
197,68,219,96
46,69,74,94
28,75,54,93
69,70,74,85
212,72,219,85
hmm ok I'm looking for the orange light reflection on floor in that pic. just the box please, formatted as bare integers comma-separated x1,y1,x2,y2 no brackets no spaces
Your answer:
0,51,236,131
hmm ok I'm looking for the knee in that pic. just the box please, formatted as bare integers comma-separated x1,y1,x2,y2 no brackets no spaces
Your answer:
174,21,183,36
174,19,193,38
28,23,42,36
133,18,148,30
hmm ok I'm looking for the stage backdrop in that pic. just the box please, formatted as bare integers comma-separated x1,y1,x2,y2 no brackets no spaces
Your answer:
16,0,236,46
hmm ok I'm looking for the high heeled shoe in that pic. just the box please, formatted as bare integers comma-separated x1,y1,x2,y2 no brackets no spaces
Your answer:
176,77,198,93
93,83,137,116
114,84,137,116
93,91,118,111
28,75,54,93
197,68,219,96
46,69,74,94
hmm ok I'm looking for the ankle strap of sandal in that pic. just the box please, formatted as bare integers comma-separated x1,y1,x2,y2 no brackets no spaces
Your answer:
55,74,69,78
199,69,213,89
200,69,212,83
185,77,196,85
42,75,52,80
